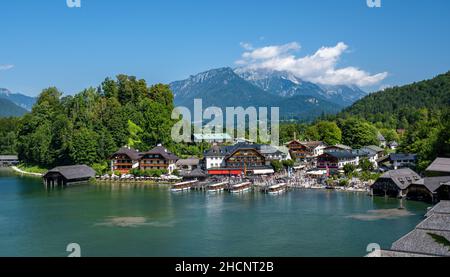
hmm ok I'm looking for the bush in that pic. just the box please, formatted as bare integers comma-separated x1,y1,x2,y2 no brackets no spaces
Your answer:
92,162,108,175
271,160,283,173
282,159,295,168
339,179,349,187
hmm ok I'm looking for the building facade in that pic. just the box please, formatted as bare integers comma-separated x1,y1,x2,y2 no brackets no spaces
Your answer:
317,151,358,171
139,145,178,173
110,147,141,174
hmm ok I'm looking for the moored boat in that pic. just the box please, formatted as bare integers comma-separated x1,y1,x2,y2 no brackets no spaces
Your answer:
171,180,197,192
229,182,252,194
267,183,287,195
207,181,228,193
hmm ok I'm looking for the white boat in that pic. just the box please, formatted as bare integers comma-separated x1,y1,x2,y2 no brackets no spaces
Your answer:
207,181,228,193
171,180,197,192
229,182,252,194
267,183,287,195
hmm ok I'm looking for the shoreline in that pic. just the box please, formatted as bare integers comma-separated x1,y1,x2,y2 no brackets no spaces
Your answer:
10,166,44,177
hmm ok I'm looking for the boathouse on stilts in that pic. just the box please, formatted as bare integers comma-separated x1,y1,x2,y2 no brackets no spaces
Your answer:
43,165,95,188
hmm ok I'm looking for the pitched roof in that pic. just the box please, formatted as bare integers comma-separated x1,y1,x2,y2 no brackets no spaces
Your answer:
324,151,357,160
391,201,450,257
204,144,235,157
426,201,450,217
144,146,179,160
388,141,399,147
378,168,421,190
0,155,18,160
424,177,450,193
352,149,376,158
176,158,200,167
111,147,141,160
363,145,384,153
332,144,352,150
302,141,326,149
389,153,417,161
426,158,450,174
44,165,95,180
184,168,207,178
377,133,386,141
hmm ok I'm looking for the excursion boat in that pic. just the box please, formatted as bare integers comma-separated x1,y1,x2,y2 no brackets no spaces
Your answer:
267,183,287,195
229,182,252,194
171,180,197,192
206,181,228,193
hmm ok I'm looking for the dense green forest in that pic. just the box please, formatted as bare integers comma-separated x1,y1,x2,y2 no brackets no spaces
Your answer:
0,75,207,172
340,71,450,129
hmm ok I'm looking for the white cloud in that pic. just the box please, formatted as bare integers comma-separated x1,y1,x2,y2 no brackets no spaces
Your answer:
239,42,254,51
236,42,387,87
0,64,14,71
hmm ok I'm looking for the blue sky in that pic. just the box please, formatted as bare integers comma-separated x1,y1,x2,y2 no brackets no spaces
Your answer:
1,0,449,96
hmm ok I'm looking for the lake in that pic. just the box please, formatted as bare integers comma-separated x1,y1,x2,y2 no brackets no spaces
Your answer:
0,169,429,257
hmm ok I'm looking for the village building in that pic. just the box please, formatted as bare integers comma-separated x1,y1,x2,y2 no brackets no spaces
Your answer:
371,168,421,198
361,145,385,160
286,140,308,161
425,158,450,177
369,201,450,257
204,144,234,170
390,201,450,257
182,168,208,181
43,165,95,188
408,176,450,203
377,133,387,148
110,147,141,174
324,144,352,153
176,158,200,176
351,149,377,167
204,143,275,176
317,151,358,173
0,155,19,167
387,141,399,150
259,145,291,162
139,145,179,174
377,153,418,170
225,145,267,170
374,158,450,203
286,140,327,162
390,153,417,169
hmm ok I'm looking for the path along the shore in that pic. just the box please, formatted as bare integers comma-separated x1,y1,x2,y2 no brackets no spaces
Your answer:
10,166,44,177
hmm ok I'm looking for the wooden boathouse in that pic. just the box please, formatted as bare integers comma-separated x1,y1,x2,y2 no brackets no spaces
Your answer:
43,165,95,188
0,155,19,167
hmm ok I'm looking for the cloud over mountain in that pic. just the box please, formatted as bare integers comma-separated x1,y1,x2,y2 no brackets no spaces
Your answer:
236,42,387,87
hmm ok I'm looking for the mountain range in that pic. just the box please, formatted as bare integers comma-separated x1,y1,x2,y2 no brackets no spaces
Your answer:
0,98,29,117
0,88,36,111
170,67,367,121
1,68,367,120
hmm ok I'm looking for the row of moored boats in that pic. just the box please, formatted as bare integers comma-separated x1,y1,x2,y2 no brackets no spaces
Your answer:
171,180,288,195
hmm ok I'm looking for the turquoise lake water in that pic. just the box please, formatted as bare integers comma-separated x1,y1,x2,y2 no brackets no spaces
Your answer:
0,169,429,257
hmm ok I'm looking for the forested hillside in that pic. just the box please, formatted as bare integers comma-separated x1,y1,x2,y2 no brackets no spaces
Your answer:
14,75,204,171
277,71,450,171
340,71,450,129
